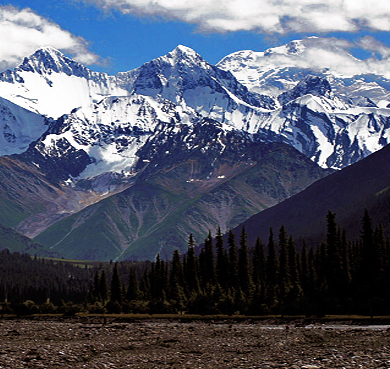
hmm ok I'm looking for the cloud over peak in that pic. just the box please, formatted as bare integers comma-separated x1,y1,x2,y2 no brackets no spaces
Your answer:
0,6,100,71
219,36,390,80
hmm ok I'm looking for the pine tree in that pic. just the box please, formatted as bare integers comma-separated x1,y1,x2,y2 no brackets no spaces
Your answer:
228,229,239,288
300,241,309,296
339,227,352,296
288,236,298,285
278,226,291,281
150,254,168,300
93,271,101,301
202,231,216,286
266,228,279,309
99,270,108,301
126,267,140,301
140,269,151,300
372,224,387,298
110,263,122,303
186,234,200,293
374,224,386,273
216,227,228,288
266,228,279,286
315,241,328,295
359,210,377,299
308,247,317,297
326,211,343,297
278,225,292,304
170,250,184,288
169,249,186,310
238,227,253,296
253,237,266,286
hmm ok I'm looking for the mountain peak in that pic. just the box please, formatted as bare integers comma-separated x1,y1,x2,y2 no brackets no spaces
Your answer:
33,46,64,57
173,44,196,53
264,38,307,57
16,46,87,78
170,45,198,56
278,75,332,104
165,45,204,65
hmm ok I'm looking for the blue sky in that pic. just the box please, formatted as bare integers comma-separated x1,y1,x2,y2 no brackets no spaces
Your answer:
2,0,390,75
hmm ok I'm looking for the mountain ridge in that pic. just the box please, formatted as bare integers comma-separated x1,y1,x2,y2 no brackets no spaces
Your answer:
0,38,389,259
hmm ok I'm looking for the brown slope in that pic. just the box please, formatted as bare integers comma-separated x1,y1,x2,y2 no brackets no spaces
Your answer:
36,142,330,261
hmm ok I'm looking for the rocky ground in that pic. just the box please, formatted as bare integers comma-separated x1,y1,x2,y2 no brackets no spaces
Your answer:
1,317,390,368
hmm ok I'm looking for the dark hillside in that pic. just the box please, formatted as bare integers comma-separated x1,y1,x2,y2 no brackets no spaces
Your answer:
234,144,390,247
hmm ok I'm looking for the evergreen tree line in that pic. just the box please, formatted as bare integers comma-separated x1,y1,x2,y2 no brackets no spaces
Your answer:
1,209,390,316
88,210,390,316
0,251,146,315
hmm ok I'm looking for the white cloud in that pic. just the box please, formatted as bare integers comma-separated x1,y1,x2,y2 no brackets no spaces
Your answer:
80,0,390,34
0,6,101,71
358,36,390,59
250,37,390,78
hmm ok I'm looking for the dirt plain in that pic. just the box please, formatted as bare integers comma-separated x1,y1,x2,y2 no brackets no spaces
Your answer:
1,316,390,368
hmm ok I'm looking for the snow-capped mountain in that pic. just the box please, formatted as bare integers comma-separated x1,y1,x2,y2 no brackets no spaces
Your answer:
0,47,133,119
3,38,390,259
217,37,390,103
132,45,276,114
26,94,204,182
2,38,390,181
254,75,390,168
0,96,49,155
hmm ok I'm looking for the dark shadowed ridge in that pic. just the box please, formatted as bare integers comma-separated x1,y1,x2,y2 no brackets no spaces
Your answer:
231,144,390,248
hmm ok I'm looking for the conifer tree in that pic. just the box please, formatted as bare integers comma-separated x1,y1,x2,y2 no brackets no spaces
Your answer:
238,227,253,295
339,227,352,295
372,224,387,297
140,269,151,300
278,225,292,303
266,228,279,308
126,267,140,301
266,228,279,286
278,226,291,285
315,241,328,293
326,211,343,296
170,250,184,288
253,237,266,286
228,229,239,288
300,241,309,295
308,247,317,297
202,231,217,286
110,263,122,303
169,249,186,310
216,227,228,288
186,234,200,293
288,236,298,285
93,271,101,301
99,270,108,301
374,224,386,272
359,210,376,297
150,254,169,300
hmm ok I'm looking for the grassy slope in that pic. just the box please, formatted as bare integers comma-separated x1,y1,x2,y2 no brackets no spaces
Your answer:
0,157,49,227
36,143,329,261
35,182,186,261
0,224,55,256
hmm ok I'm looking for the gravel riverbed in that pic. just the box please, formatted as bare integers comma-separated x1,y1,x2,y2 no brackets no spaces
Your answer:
1,317,390,368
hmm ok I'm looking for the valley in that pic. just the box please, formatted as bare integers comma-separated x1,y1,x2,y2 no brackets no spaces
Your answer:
0,37,390,260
